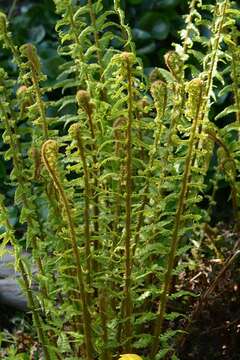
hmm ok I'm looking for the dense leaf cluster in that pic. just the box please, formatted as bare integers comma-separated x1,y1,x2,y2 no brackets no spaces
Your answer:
0,1,239,359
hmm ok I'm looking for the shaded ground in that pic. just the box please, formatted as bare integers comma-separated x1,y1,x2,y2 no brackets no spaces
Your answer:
178,264,240,359
176,225,240,360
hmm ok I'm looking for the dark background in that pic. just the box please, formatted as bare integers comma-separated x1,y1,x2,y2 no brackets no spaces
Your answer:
0,0,189,72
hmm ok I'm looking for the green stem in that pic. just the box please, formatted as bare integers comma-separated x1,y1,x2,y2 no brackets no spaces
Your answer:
18,260,51,360
230,44,240,125
99,290,111,360
42,140,94,360
74,127,92,285
8,0,18,18
86,109,100,274
132,87,167,259
114,0,135,53
30,67,49,139
182,0,198,54
151,83,204,357
205,1,228,101
123,57,133,351
69,5,85,63
192,1,228,157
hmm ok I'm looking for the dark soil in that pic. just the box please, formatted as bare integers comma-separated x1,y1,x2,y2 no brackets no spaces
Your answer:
179,274,240,359
176,227,240,360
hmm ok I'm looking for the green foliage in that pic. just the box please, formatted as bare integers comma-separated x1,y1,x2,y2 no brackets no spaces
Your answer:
0,0,240,359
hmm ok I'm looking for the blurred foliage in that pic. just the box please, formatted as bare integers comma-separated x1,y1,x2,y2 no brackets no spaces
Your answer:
0,0,189,71
0,0,61,80
120,0,188,70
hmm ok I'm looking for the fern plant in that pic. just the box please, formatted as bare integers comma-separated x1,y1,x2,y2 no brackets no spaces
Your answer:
0,0,239,359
